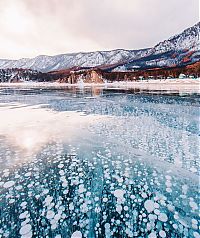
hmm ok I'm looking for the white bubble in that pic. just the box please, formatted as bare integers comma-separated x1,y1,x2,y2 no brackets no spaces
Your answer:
154,209,160,215
21,202,27,207
44,195,53,206
21,231,32,238
159,230,166,238
173,224,178,229
105,223,110,229
114,189,125,199
78,184,85,193
46,210,55,220
25,172,31,177
3,181,15,188
19,224,32,235
148,232,157,238
71,231,82,238
144,200,155,213
69,203,74,211
192,219,198,225
158,213,168,222
15,185,22,190
189,201,198,210
124,206,128,211
19,211,29,219
116,205,122,213
193,231,200,238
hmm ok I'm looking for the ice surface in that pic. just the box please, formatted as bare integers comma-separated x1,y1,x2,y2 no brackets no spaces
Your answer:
0,86,199,237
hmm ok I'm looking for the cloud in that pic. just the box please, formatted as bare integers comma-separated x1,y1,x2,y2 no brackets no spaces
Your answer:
0,0,198,59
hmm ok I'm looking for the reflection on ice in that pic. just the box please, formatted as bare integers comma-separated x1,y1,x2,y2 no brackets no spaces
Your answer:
0,87,199,238
0,103,108,166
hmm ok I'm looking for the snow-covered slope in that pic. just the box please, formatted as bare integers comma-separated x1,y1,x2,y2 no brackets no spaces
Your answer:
152,22,200,54
0,49,150,72
0,23,199,72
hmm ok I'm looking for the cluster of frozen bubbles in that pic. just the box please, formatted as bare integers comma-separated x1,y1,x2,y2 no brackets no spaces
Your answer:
0,139,199,238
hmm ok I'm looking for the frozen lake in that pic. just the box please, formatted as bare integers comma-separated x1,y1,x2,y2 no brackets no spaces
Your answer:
0,86,199,238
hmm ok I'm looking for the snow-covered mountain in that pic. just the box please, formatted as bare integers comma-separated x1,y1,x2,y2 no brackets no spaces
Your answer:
0,49,150,72
0,22,199,72
153,22,200,54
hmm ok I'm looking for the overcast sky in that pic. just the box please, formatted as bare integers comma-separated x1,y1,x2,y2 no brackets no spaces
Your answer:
0,0,199,59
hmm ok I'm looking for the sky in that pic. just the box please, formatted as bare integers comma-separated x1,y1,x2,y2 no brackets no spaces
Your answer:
0,0,199,59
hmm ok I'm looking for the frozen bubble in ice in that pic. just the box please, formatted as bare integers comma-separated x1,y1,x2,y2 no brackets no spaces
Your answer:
144,200,155,213
159,230,166,238
148,232,157,238
113,189,125,199
19,211,29,219
59,170,65,176
192,219,198,225
141,192,147,198
124,206,128,211
21,202,27,207
154,209,160,215
69,203,74,211
86,192,91,196
165,175,171,180
172,224,178,229
148,214,157,221
182,184,188,193
44,195,53,205
21,218,30,226
21,231,32,238
193,232,200,238
190,167,197,173
116,205,122,213
105,223,110,229
158,213,168,222
189,201,198,210
62,182,68,187
46,210,55,219
19,224,32,235
103,197,108,202
78,184,85,193
166,188,172,193
165,181,172,187
130,195,135,199
9,199,15,204
58,163,64,168
94,197,99,202
25,172,31,177
118,178,123,183
35,195,40,199
43,189,49,195
3,181,15,188
116,220,120,225
54,214,61,221
71,231,82,238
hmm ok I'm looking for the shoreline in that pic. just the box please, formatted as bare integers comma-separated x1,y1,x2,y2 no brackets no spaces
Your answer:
0,78,199,94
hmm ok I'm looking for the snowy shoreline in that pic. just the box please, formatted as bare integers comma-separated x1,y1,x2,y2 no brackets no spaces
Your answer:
0,78,199,93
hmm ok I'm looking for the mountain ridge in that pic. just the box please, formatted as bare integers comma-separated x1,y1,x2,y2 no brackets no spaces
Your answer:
0,22,199,72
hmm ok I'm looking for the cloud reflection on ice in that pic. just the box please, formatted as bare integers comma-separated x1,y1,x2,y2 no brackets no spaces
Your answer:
0,103,108,165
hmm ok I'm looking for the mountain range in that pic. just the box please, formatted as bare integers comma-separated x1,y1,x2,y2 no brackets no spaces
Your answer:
0,22,199,73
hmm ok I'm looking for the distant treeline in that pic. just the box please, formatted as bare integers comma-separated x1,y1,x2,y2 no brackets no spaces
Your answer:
101,62,200,81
